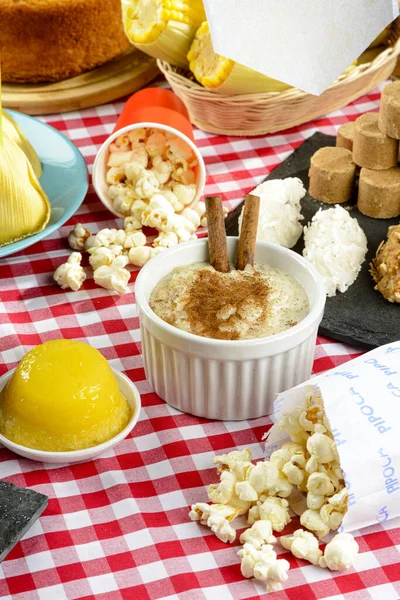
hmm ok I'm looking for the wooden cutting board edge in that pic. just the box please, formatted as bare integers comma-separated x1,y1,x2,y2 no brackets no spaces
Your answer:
2,49,160,115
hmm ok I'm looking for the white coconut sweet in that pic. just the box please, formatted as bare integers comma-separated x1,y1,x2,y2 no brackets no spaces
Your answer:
239,177,306,249
303,205,368,297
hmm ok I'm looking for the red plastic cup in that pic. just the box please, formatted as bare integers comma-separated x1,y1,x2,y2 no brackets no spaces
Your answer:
93,88,206,218
114,88,194,140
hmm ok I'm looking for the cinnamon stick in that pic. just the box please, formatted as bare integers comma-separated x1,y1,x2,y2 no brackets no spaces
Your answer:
236,194,260,270
205,195,230,273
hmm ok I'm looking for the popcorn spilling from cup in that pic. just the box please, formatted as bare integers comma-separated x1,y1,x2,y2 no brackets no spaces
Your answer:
54,136,226,295
189,389,359,591
53,120,229,294
55,218,170,294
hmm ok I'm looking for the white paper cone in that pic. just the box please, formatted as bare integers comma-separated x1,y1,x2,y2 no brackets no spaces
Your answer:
204,0,398,95
264,341,400,532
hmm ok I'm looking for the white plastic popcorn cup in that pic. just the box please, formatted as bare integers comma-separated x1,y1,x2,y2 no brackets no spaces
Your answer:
264,341,400,533
92,88,206,219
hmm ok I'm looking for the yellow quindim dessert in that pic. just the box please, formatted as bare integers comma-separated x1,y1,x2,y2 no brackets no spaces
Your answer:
0,340,131,452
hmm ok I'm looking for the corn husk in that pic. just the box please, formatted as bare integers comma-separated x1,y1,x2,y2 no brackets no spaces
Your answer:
0,67,49,247
368,24,392,49
0,131,50,247
358,46,384,64
122,0,205,67
2,111,42,179
206,62,292,95
187,22,292,95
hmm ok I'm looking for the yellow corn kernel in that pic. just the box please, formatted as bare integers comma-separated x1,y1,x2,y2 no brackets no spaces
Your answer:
188,22,291,95
122,0,205,65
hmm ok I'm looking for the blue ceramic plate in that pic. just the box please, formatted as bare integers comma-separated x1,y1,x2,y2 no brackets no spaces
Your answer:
0,110,88,258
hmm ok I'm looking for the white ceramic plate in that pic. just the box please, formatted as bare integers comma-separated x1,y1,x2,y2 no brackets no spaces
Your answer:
0,368,141,464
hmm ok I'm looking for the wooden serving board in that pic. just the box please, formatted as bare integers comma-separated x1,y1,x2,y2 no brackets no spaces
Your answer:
2,49,160,116
225,132,400,349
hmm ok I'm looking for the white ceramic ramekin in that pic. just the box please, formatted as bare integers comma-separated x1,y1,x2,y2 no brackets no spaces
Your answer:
135,237,326,421
0,368,141,464
92,122,206,219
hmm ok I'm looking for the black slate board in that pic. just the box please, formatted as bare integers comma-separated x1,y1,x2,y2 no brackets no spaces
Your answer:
225,132,400,349
0,481,48,562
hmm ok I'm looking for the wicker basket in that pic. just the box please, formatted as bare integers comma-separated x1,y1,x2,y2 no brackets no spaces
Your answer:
158,24,400,136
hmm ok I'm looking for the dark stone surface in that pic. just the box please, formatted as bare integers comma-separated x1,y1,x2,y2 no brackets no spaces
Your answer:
225,132,400,349
0,481,48,563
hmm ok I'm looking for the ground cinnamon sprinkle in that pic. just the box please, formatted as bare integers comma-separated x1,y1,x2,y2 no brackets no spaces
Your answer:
150,262,310,340
185,267,270,340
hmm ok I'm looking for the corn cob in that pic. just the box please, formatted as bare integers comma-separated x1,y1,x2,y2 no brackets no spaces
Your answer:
122,0,206,67
187,22,292,95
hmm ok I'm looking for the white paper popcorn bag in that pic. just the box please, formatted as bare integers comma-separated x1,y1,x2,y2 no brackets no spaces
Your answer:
264,342,400,533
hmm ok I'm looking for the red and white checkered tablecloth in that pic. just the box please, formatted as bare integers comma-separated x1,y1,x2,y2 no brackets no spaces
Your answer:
1,85,400,600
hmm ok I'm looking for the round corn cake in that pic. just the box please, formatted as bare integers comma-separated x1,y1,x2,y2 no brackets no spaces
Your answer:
1,0,131,83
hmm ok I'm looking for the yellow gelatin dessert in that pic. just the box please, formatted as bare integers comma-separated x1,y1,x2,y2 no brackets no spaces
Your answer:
0,340,131,452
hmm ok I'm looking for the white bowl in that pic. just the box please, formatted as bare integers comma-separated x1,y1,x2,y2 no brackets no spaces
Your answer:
0,368,141,464
92,122,207,219
135,237,326,421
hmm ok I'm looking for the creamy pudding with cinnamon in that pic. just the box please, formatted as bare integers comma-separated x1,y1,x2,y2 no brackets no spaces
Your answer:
149,262,310,340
